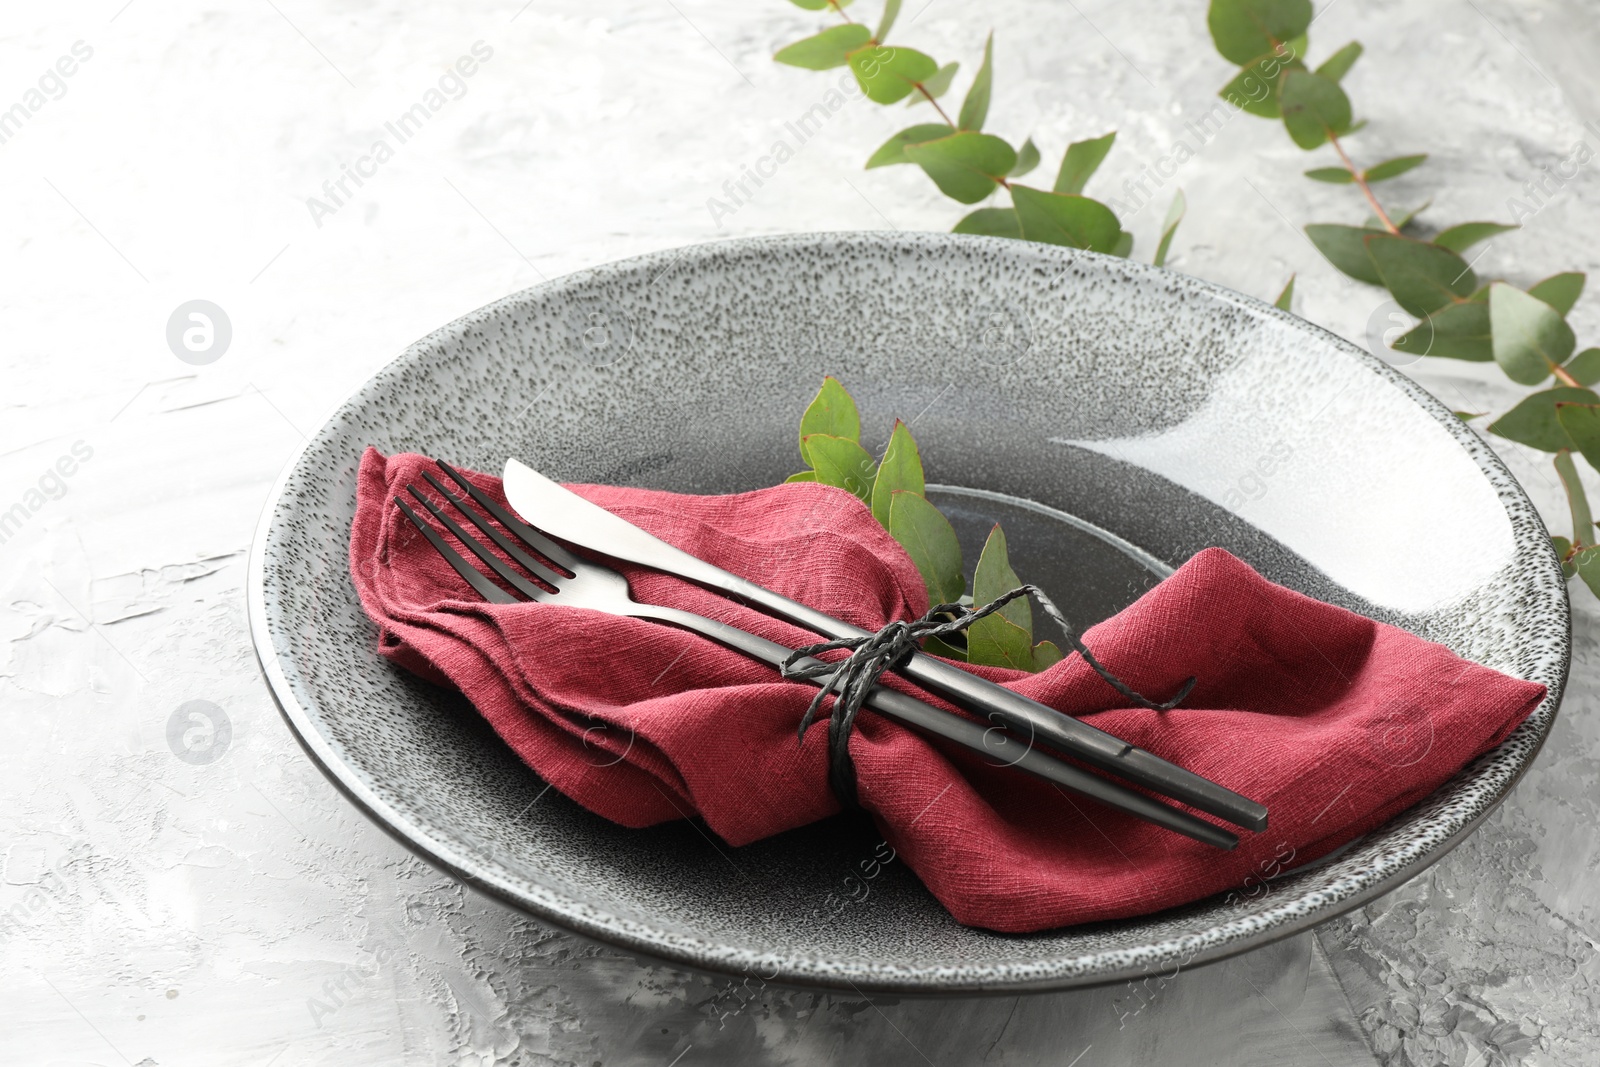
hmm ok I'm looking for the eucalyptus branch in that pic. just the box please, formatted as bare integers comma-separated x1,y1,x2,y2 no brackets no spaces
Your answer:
1206,0,1600,592
771,0,1184,264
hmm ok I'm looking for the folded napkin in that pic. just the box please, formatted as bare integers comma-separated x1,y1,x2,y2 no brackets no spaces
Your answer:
350,449,1544,932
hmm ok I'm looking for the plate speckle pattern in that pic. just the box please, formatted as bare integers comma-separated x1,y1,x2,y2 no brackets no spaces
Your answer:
248,232,1568,993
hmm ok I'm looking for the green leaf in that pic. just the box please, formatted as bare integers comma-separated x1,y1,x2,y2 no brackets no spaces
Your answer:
912,61,959,102
1369,199,1429,232
1555,449,1596,548
1455,411,1486,421
959,32,993,130
1361,154,1428,183
1393,300,1492,361
1557,405,1600,475
1207,0,1313,65
1011,185,1122,253
887,490,964,605
1218,42,1303,119
785,470,818,482
1575,545,1600,598
1152,189,1185,267
1486,387,1599,452
1111,230,1134,258
1366,235,1476,316
798,376,860,464
865,123,953,168
1553,535,1576,579
1054,131,1116,194
904,132,1016,203
1316,40,1362,82
965,525,1033,669
952,207,1021,238
1433,221,1517,254
785,0,836,9
1490,282,1576,385
1306,224,1385,285
923,633,967,659
1280,69,1352,149
848,43,939,103
1010,137,1040,177
1304,167,1355,183
1031,640,1065,671
1274,274,1296,310
876,0,902,43
803,434,877,502
776,24,874,70
1529,272,1586,316
871,419,925,526
1565,347,1600,386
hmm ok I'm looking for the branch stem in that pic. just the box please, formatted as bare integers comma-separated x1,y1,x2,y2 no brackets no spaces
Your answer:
1328,132,1399,234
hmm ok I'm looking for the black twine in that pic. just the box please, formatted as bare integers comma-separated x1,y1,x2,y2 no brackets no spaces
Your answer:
779,585,1197,808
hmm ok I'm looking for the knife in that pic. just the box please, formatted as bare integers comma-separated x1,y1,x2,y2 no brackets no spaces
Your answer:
503,458,1268,832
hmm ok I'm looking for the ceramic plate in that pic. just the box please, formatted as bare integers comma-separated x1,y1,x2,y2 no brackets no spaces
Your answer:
247,232,1568,993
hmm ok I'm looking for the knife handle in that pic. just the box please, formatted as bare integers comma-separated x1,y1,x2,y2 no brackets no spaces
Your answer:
717,575,1268,833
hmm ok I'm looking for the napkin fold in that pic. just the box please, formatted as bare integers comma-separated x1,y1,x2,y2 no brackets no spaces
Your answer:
349,449,1544,932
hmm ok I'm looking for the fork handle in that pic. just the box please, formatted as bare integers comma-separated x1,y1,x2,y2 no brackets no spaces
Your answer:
699,577,1267,833
634,604,1237,850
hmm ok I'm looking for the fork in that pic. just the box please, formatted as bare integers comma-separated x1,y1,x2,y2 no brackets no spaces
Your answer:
391,464,1239,850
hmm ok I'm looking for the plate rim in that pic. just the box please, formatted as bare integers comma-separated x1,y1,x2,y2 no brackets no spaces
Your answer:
246,230,1570,994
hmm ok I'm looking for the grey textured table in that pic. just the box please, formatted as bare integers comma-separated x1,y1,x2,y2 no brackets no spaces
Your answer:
2,0,1596,1064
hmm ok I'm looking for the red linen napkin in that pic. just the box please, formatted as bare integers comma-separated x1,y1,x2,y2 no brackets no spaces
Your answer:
349,449,1544,932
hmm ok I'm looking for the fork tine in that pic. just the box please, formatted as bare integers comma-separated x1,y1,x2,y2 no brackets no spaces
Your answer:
394,497,521,605
405,485,549,601
422,472,569,588
434,459,584,574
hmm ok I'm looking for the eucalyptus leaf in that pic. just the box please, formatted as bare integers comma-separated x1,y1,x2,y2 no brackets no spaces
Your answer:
848,43,939,103
1553,534,1576,579
1219,44,1302,119
776,24,874,70
1010,137,1041,177
912,61,959,102
865,123,953,168
1485,387,1599,452
803,433,878,502
1366,234,1476,316
798,376,860,464
1576,545,1600,598
1031,640,1065,671
1274,274,1296,310
1280,69,1352,149
1557,404,1600,475
785,471,818,482
1316,40,1362,82
1565,348,1600,386
871,419,925,526
1153,189,1186,267
785,0,835,9
1369,199,1429,232
1432,221,1516,254
1455,411,1486,421
887,490,964,605
876,0,902,43
952,207,1022,238
959,32,993,130
1305,224,1385,285
1011,184,1123,253
1363,154,1428,182
1207,0,1313,66
1054,131,1116,194
966,525,1034,668
1393,300,1492,361
904,132,1017,203
1304,167,1355,183
1529,272,1586,316
1111,230,1134,258
1490,282,1576,385
1555,448,1596,548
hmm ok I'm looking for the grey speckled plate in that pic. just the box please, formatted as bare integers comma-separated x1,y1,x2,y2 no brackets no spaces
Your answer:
247,232,1568,994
